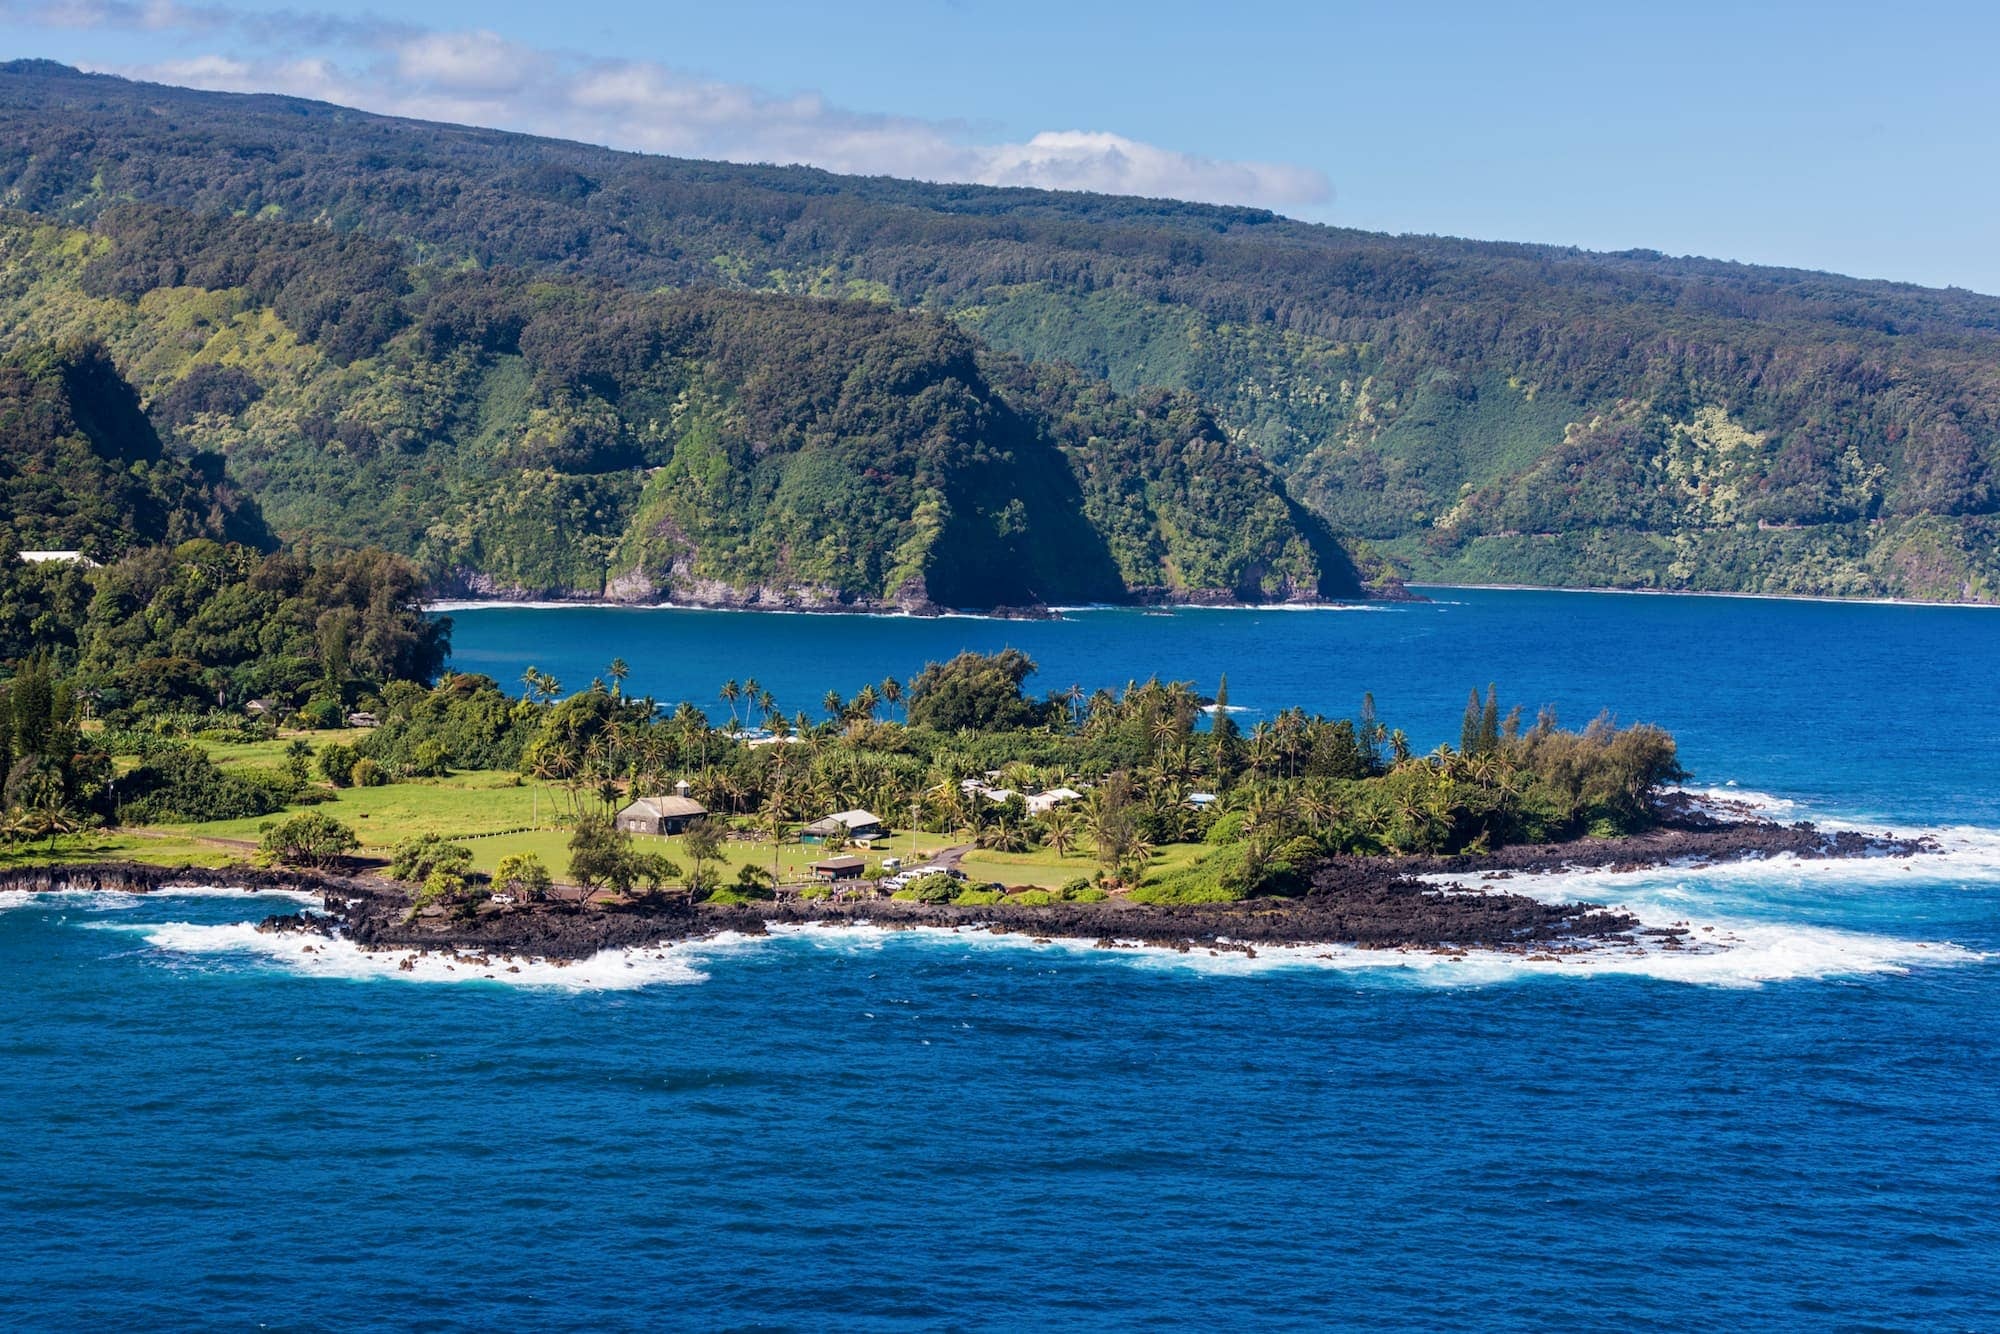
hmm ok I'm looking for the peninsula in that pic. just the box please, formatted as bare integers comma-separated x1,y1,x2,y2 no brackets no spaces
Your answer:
0,622,1931,963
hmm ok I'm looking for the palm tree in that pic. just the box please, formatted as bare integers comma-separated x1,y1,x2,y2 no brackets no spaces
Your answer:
1242,783,1288,832
547,743,582,818
1042,805,1080,858
762,785,792,885
1062,683,1086,730
926,774,965,836
851,684,879,726
1248,722,1275,781
1301,786,1344,840
20,801,81,852
525,760,546,827
720,679,742,726
880,676,903,720
1119,833,1156,887
607,658,629,699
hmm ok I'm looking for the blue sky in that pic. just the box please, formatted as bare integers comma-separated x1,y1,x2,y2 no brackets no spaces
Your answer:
4,0,1996,292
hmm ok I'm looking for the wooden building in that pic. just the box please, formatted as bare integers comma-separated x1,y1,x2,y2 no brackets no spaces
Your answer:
808,855,866,882
615,794,708,835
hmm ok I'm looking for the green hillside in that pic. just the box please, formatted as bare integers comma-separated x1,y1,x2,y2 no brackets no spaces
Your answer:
0,209,1362,608
0,337,270,557
2,61,1996,600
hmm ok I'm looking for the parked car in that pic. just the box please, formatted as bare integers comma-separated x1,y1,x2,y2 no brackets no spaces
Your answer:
883,864,967,891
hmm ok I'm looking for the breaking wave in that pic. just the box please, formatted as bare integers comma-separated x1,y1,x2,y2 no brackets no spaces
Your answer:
95,919,736,990
755,918,1976,989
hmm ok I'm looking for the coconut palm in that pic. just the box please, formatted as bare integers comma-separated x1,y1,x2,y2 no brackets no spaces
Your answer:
1119,833,1156,886
925,774,965,835
1042,805,1081,857
851,684,879,725
19,801,81,852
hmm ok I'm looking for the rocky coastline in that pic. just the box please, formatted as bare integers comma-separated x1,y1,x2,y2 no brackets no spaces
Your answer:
425,567,1417,618
6,811,1932,966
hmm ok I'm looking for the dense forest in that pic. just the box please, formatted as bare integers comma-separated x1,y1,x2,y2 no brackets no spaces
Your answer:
0,339,269,556
2,61,1994,600
0,205,1364,608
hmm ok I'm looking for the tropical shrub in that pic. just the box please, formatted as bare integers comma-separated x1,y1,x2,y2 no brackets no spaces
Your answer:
388,833,473,884
491,852,552,902
257,811,358,868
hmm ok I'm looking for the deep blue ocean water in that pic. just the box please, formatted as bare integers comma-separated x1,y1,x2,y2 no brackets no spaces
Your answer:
5,589,1999,1329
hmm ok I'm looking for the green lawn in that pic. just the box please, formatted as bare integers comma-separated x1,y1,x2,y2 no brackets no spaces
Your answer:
955,840,1206,888
101,735,1214,891
162,768,548,848
459,826,963,882
0,830,241,869
192,730,352,769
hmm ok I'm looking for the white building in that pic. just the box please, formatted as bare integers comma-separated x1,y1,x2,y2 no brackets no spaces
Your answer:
1026,787,1084,815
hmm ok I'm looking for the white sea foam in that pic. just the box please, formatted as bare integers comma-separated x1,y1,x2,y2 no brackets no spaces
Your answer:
0,887,143,914
102,919,732,990
0,884,325,916
36,801,1992,991
1676,784,1802,819
68,904,1980,991
733,917,1979,989
157,884,326,905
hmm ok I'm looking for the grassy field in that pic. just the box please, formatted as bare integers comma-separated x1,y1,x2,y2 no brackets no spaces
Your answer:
59,733,1211,891
161,767,545,849
0,830,241,870
195,730,352,769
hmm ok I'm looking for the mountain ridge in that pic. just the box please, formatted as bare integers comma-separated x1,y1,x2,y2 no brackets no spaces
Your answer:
2,61,1996,603
0,204,1371,610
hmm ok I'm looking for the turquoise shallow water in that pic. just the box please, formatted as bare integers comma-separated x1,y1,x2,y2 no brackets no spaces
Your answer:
4,589,1999,1328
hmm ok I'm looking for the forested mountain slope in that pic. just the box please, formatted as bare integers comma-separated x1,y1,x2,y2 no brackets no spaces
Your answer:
0,209,1360,608
0,338,269,556
2,61,1997,600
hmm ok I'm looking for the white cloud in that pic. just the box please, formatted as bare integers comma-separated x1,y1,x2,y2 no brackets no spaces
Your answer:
976,130,1328,207
3,0,1332,209
393,29,543,95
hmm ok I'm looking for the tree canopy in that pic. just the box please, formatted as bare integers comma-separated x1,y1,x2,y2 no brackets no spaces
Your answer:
2,61,1995,599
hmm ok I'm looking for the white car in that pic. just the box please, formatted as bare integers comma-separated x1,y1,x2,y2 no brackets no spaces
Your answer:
884,865,967,891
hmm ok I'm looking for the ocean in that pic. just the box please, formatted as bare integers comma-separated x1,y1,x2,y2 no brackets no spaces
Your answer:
4,588,1997,1328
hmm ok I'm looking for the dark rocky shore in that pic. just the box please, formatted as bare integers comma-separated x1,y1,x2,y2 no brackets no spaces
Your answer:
6,809,1931,964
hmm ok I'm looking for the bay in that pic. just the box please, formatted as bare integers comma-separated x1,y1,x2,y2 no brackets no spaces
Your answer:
3,587,1997,1329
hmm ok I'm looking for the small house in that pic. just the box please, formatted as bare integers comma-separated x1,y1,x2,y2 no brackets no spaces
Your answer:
802,809,882,842
17,550,98,568
1026,787,1083,815
960,778,1019,804
1187,792,1219,809
346,711,380,728
808,855,866,882
244,698,276,717
616,794,709,835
